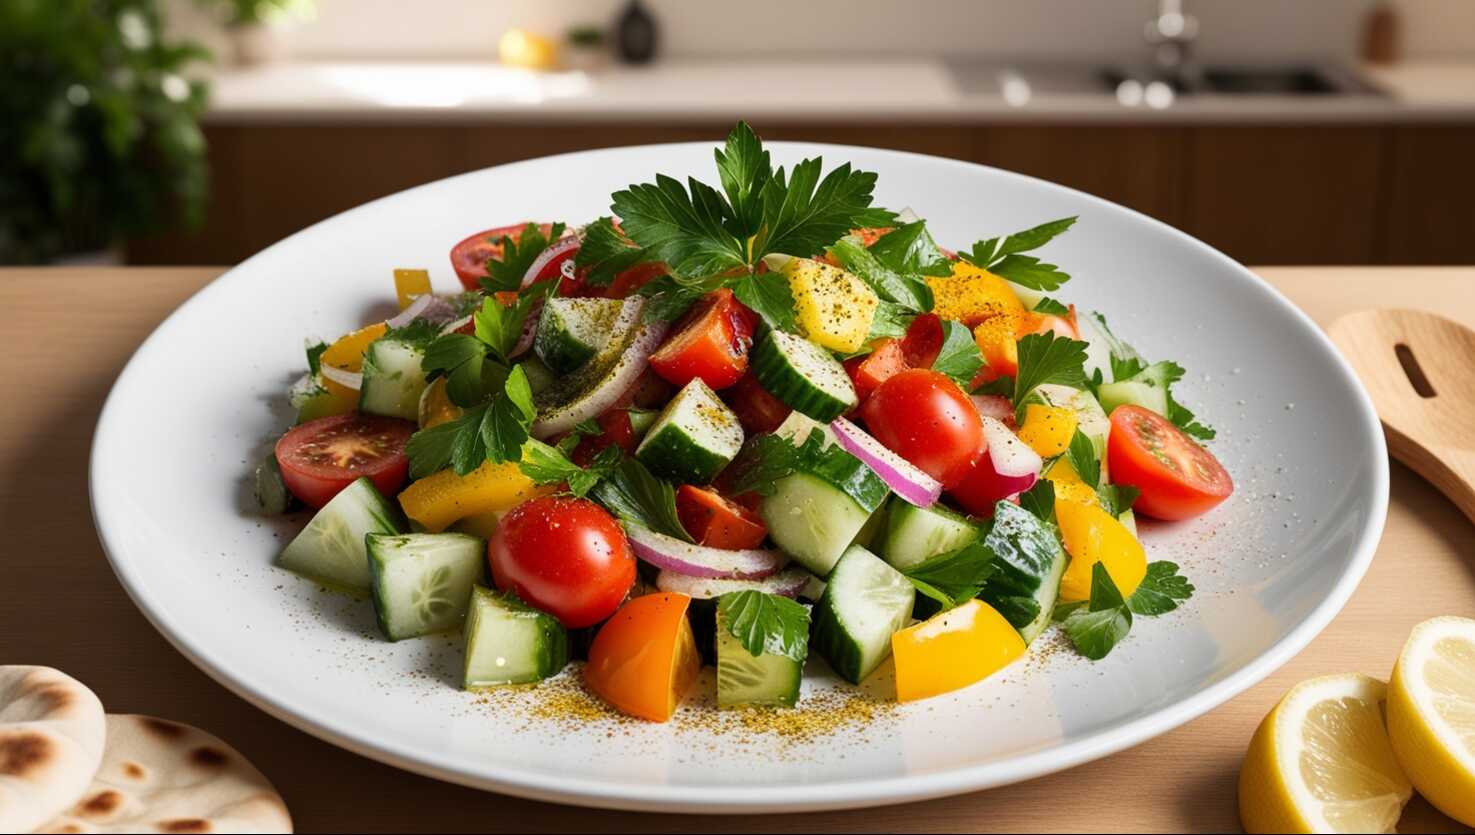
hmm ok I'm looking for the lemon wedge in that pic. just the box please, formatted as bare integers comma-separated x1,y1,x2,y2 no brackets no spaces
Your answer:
1239,673,1412,833
1387,615,1475,827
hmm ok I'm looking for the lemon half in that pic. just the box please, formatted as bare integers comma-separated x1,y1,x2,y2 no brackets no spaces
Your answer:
1387,615,1475,826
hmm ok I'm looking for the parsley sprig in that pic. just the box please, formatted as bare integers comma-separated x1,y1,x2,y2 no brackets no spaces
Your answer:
717,590,811,662
982,331,1091,412
589,456,693,542
479,222,567,293
959,216,1077,291
901,542,997,611
723,428,889,514
405,364,536,478
1087,312,1217,440
1057,561,1195,659
930,320,986,388
573,217,650,287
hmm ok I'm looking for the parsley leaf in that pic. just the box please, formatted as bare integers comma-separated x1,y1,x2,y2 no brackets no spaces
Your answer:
1167,387,1217,441
475,284,549,364
717,590,810,662
573,217,650,287
1032,297,1071,318
901,542,997,610
1062,562,1134,660
827,236,933,312
868,221,954,278
1011,331,1089,410
960,216,1077,292
1095,483,1141,518
305,340,328,376
713,121,772,239
1018,479,1056,524
611,174,747,278
1085,313,1215,440
1065,429,1102,487
723,428,889,513
480,222,567,293
729,271,798,332
590,456,693,542
931,320,986,388
635,273,721,323
519,439,620,497
1127,561,1195,616
753,157,895,263
405,365,536,478
866,299,915,342
423,333,495,408
1084,312,1147,381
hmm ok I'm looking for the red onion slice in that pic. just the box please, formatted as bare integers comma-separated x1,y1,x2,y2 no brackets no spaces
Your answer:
319,363,362,391
654,566,812,599
529,303,666,439
979,415,1042,479
627,525,787,580
387,293,461,329
520,234,581,289
829,417,942,507
440,314,472,336
510,298,541,358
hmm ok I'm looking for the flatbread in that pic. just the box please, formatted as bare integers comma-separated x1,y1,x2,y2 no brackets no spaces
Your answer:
38,715,291,834
0,666,106,833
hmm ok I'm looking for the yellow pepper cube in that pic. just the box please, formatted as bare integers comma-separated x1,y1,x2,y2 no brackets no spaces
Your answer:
393,268,432,309
1055,498,1148,602
892,599,1026,703
927,261,1024,324
782,258,879,354
319,321,388,400
398,461,554,533
1017,404,1078,458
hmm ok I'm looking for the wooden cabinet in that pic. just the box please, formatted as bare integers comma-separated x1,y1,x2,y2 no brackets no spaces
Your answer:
1381,126,1475,265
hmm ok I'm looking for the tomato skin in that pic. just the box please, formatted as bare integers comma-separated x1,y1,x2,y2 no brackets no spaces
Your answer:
450,223,549,290
675,485,768,550
858,369,984,489
570,409,639,467
722,370,791,435
274,413,414,508
488,496,636,628
1107,405,1234,521
948,448,1036,517
585,593,701,722
603,261,668,298
901,313,945,368
844,338,908,403
648,289,758,390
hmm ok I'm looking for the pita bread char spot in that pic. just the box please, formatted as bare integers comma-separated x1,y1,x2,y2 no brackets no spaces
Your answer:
0,732,50,776
0,666,106,833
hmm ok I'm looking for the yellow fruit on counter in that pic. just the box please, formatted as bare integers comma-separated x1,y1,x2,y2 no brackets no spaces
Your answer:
1386,616,1475,826
498,29,558,70
1239,673,1411,833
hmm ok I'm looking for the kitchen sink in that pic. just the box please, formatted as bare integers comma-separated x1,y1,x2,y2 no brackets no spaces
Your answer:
1097,65,1381,96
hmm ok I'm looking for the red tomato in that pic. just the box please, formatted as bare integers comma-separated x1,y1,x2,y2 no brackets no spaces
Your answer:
603,261,668,298
274,414,414,508
488,496,636,627
901,313,945,368
722,370,791,435
585,593,700,722
1018,311,1080,340
858,369,984,489
675,485,768,550
648,288,758,390
843,339,907,403
570,409,639,467
449,222,553,290
948,449,1037,517
1107,405,1234,521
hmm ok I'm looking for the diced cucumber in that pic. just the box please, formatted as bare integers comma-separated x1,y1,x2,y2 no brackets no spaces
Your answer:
760,473,877,577
1074,310,1114,385
811,545,915,684
462,586,569,688
366,532,486,641
635,378,745,483
254,452,292,515
977,501,1067,644
627,408,658,437
879,498,983,571
289,373,338,424
359,337,429,421
1119,508,1138,538
520,355,557,394
533,298,647,425
534,297,626,374
715,603,806,708
1097,361,1177,418
276,477,405,593
751,329,857,422
772,410,837,445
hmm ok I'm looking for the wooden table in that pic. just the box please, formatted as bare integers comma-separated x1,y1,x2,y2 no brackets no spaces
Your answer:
3,266,1472,833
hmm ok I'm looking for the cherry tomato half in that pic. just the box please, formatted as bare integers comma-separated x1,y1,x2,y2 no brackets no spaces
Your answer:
722,370,791,435
585,593,701,722
675,485,768,550
570,409,639,467
449,222,552,290
274,413,415,508
648,288,758,390
844,338,908,403
488,495,636,628
1107,405,1233,521
859,368,984,489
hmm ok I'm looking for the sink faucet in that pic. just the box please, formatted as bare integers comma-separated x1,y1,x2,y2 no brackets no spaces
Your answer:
1144,0,1199,87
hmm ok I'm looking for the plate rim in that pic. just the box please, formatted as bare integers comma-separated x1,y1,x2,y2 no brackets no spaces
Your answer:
89,140,1390,814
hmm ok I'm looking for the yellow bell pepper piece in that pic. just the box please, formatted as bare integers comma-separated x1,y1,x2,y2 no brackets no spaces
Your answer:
320,322,387,400
1017,404,1078,458
783,258,879,354
393,268,432,310
451,511,503,541
928,262,1024,324
417,377,462,429
1055,498,1148,602
892,599,1026,703
398,461,553,533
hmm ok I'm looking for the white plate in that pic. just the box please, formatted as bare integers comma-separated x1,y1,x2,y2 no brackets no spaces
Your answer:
91,142,1387,814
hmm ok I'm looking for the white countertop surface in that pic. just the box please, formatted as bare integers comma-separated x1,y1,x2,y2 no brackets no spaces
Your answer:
202,58,1475,125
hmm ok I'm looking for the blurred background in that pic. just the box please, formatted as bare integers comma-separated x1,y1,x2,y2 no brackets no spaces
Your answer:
4,0,1473,268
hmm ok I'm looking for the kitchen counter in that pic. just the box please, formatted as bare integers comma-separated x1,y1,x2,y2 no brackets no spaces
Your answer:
2,265,1472,833
203,57,1475,125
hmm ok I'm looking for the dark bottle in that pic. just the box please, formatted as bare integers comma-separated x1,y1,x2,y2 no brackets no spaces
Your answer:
615,0,658,64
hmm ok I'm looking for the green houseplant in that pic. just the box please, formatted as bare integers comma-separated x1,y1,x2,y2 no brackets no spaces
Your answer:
0,0,211,264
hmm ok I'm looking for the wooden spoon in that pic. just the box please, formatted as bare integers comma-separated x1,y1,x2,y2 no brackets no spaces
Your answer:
1328,309,1475,524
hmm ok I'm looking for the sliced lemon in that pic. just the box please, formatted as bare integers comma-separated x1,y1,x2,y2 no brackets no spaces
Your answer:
1387,615,1475,826
1239,673,1412,833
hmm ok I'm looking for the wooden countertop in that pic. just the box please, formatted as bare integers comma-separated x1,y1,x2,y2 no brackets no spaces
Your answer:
2,266,1472,833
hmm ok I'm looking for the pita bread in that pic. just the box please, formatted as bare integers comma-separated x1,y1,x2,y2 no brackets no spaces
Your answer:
0,666,105,833
38,715,291,834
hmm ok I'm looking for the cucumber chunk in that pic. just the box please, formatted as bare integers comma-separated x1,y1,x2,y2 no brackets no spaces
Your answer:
276,477,405,594
359,337,430,421
254,452,292,515
366,532,486,641
751,329,857,422
534,297,626,374
635,378,744,484
977,501,1068,644
879,498,983,571
760,473,877,577
715,603,806,708
811,545,914,684
462,586,570,688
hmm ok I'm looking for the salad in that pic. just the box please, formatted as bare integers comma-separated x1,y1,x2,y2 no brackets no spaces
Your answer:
257,122,1234,719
